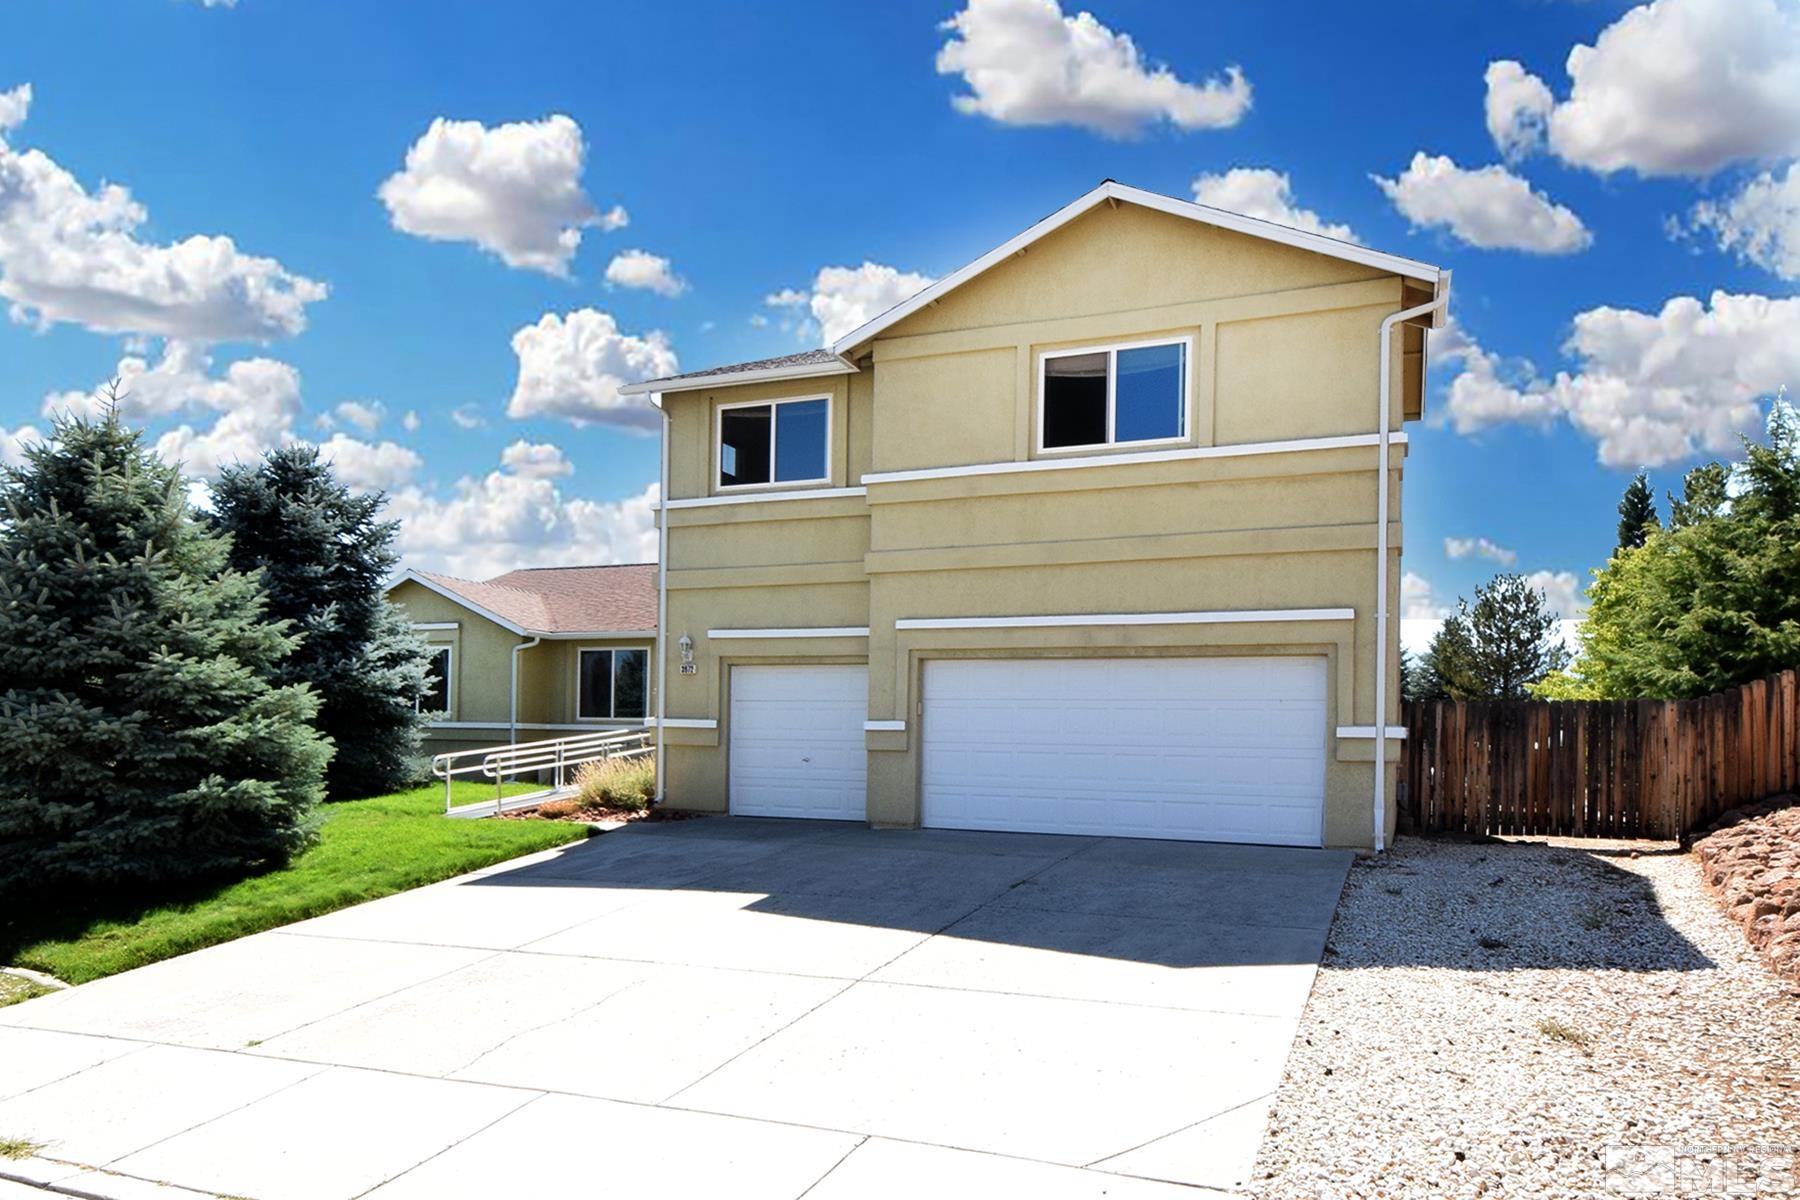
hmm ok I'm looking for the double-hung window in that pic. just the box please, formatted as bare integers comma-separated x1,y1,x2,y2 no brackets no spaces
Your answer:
718,396,829,489
418,646,452,716
578,648,649,720
1040,338,1189,451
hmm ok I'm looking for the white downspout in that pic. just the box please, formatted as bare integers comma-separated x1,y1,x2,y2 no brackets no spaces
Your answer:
653,394,670,806
509,636,540,746
1373,282,1450,853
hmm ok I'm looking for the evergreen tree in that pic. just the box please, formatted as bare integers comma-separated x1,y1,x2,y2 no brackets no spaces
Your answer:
1668,461,1728,529
1615,471,1659,553
211,446,431,799
1419,576,1571,700
1575,401,1800,698
0,412,327,895
1418,609,1479,700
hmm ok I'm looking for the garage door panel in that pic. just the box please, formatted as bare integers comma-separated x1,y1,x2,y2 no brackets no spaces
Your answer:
921,657,1325,847
730,665,868,821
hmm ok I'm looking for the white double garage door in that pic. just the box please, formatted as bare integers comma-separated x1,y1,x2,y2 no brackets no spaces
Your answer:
728,656,1327,847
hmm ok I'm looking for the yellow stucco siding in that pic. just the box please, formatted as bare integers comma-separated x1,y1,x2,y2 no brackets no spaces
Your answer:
654,197,1424,848
387,579,656,749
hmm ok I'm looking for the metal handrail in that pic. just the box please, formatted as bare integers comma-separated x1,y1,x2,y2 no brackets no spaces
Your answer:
430,728,653,818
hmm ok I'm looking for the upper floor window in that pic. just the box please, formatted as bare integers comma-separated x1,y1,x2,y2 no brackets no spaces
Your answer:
578,647,649,720
1040,338,1189,452
718,396,829,489
418,646,452,716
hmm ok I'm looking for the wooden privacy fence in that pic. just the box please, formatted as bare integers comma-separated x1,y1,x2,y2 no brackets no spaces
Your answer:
1400,667,1800,841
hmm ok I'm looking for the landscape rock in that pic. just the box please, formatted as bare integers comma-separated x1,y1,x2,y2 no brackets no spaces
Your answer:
1691,795,1800,989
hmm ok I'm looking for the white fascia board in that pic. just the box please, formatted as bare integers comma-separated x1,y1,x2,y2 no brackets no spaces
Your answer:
537,630,659,641
650,717,719,730
396,570,530,637
894,608,1355,631
1336,725,1410,740
861,431,1406,487
618,355,857,397
708,626,871,639
831,180,1444,354
661,486,867,510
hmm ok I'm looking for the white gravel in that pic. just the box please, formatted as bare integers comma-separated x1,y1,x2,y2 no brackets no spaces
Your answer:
1253,836,1800,1199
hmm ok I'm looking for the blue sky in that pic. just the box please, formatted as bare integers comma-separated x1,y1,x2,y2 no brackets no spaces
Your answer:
2,0,1796,637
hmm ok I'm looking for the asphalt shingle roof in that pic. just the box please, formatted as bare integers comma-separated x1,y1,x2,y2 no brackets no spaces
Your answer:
413,563,657,634
634,348,845,388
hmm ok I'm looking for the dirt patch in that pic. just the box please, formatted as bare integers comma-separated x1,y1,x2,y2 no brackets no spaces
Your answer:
1693,794,1800,991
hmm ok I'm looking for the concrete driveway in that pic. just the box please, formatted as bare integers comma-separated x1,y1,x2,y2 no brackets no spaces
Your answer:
0,819,1350,1199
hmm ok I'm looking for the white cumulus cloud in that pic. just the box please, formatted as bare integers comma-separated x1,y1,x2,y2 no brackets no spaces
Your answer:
1483,60,1554,160
935,0,1250,137
1191,167,1356,241
378,114,614,275
0,423,45,468
389,465,658,580
1444,536,1518,567
1489,0,1800,178
333,399,385,434
1434,294,1797,468
505,308,676,429
603,249,686,297
810,262,934,345
1373,153,1592,254
500,439,574,479
315,433,422,492
0,83,327,340
1689,162,1800,281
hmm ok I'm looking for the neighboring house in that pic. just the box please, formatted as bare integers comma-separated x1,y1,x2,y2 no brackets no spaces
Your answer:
623,180,1450,850
386,565,657,755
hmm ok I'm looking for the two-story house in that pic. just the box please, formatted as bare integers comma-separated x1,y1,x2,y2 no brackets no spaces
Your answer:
623,181,1448,850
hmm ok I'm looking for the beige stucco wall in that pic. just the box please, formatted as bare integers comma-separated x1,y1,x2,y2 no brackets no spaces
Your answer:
657,201,1422,848
387,579,656,757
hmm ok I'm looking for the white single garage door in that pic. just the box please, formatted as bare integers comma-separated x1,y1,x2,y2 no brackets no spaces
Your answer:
921,656,1326,846
729,665,868,820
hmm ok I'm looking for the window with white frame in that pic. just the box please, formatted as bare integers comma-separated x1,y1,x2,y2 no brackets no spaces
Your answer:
1040,338,1189,451
718,396,829,488
578,648,650,720
418,646,452,716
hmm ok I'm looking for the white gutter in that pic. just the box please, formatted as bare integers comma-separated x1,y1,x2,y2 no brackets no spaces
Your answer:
508,636,540,746
653,394,670,805
1372,276,1450,852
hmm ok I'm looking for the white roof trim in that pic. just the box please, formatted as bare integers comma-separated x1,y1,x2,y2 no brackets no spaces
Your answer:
708,626,871,639
395,570,530,637
832,181,1448,354
894,607,1355,631
393,570,655,640
619,354,858,397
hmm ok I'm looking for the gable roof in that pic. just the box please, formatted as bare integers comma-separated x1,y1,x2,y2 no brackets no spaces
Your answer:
396,564,658,637
619,349,855,397
615,179,1450,398
830,179,1449,354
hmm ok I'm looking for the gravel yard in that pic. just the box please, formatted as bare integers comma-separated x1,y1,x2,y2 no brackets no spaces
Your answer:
1254,836,1800,1199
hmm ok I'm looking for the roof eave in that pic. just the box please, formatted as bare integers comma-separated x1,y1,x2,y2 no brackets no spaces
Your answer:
830,180,1446,355
619,353,858,397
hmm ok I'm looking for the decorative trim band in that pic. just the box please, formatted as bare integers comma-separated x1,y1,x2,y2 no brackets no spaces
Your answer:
863,720,906,732
651,718,718,730
1336,725,1409,740
860,432,1406,487
708,626,871,639
663,486,866,510
894,608,1355,631
411,621,459,631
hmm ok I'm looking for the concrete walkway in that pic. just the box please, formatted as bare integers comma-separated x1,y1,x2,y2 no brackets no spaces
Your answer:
0,819,1350,1199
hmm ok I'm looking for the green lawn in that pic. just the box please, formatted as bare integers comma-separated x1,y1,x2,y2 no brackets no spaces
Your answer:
0,781,588,990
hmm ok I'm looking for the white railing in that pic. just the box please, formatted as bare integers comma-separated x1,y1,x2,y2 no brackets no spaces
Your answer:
430,728,653,818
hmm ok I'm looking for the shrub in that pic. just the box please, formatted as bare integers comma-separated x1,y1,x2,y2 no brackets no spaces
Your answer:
0,413,328,897
573,755,655,813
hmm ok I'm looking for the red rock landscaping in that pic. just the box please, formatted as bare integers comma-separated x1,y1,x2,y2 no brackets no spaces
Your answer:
1692,795,1800,992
